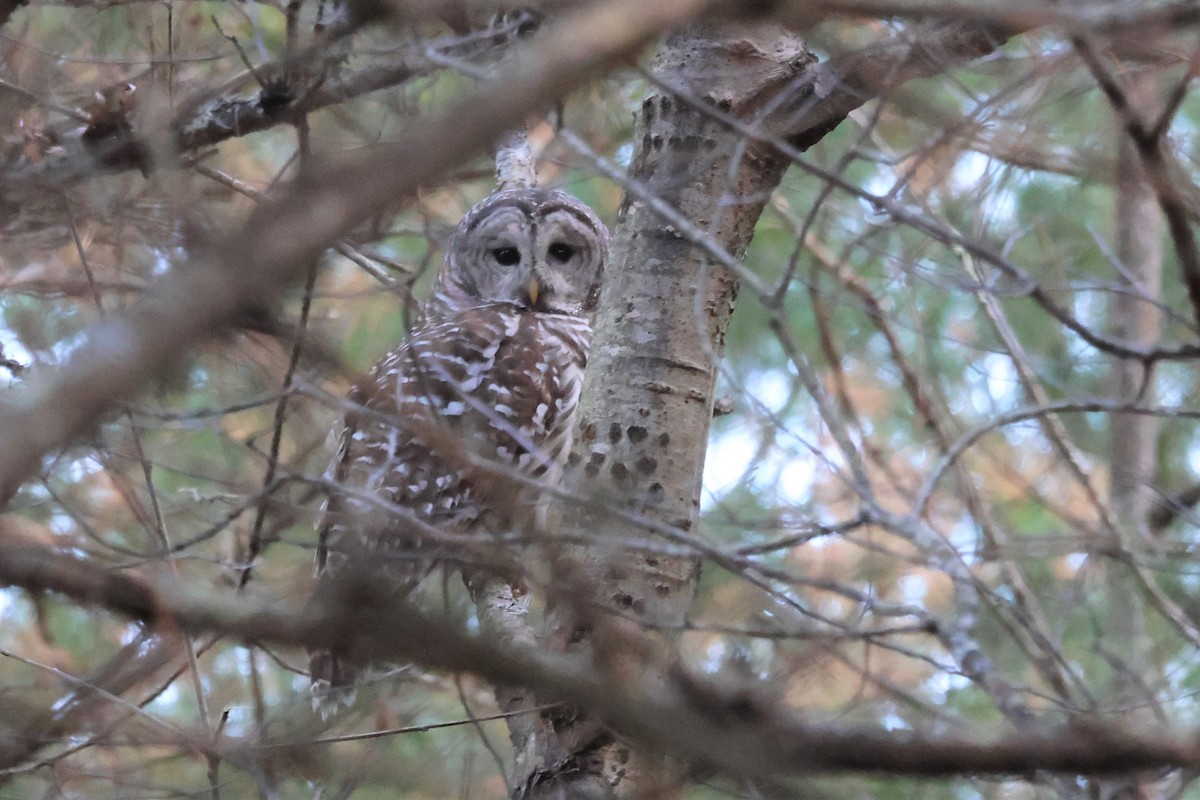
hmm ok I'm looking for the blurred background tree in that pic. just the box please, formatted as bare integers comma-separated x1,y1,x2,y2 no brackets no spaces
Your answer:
1,1,1200,799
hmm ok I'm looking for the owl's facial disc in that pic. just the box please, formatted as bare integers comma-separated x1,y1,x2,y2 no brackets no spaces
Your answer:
435,189,609,318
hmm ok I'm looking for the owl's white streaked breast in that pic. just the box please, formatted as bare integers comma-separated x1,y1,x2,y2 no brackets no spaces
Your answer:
323,304,591,547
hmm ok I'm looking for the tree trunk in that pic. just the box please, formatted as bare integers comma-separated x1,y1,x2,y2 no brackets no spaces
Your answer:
1109,69,1163,537
1103,65,1164,800
507,21,814,800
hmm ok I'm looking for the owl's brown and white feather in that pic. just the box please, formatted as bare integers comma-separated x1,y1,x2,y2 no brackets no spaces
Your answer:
310,189,607,711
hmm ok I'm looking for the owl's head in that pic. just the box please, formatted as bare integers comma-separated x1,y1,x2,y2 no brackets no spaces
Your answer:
431,189,608,318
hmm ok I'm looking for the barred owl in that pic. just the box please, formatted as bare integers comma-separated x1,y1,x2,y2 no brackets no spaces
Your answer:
309,188,608,709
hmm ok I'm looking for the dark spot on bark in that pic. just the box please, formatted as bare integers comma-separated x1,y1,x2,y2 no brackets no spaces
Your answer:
584,464,600,478
655,583,671,597
611,462,633,489
615,747,631,764
645,556,659,567
258,80,295,116
515,14,540,36
729,696,759,721
548,706,582,730
636,456,658,475
569,625,591,644
648,483,665,504
590,451,606,465
566,452,581,467
614,593,634,608
608,423,623,443
674,517,692,531
627,425,648,443
658,432,671,447
581,422,597,443
638,407,650,418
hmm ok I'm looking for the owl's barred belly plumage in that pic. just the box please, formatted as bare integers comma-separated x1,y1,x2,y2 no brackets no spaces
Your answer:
319,305,589,574
310,306,591,710
308,187,607,714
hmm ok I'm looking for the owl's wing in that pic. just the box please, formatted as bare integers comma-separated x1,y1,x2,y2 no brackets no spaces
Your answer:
317,314,495,577
310,305,588,710
317,305,589,565
311,313,503,710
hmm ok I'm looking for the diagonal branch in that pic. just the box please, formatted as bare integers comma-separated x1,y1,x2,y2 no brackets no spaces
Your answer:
0,0,718,503
775,20,1013,150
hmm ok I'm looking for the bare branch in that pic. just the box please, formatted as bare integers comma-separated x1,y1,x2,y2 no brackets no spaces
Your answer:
5,538,1200,781
0,0,718,502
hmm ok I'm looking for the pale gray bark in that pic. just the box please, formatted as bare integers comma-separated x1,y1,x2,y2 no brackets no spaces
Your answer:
1103,66,1167,800
1109,71,1163,537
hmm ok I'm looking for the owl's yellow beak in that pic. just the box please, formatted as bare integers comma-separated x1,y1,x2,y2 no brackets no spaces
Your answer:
528,275,542,306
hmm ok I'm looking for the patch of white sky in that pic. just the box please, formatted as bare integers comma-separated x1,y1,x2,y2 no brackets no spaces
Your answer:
1068,290,1103,362
961,351,1071,475
951,150,1021,227
856,137,1022,230
0,303,85,371
702,366,820,513
700,636,727,673
703,327,1035,532
0,324,32,380
1062,552,1086,573
942,515,986,567
0,589,24,636
120,624,144,646
896,573,928,606
966,352,1019,416
924,668,972,706
879,707,912,732
143,654,223,722
152,248,174,276
146,682,181,712
1161,653,1200,725
705,369,811,506
695,632,779,676
1159,363,1200,477
615,141,634,168
0,249,176,379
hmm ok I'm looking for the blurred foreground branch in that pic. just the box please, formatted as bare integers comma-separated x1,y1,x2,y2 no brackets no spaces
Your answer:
0,539,1198,781
0,0,716,503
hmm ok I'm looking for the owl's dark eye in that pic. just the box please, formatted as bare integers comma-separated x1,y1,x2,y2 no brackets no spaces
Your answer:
492,247,520,266
547,242,575,263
